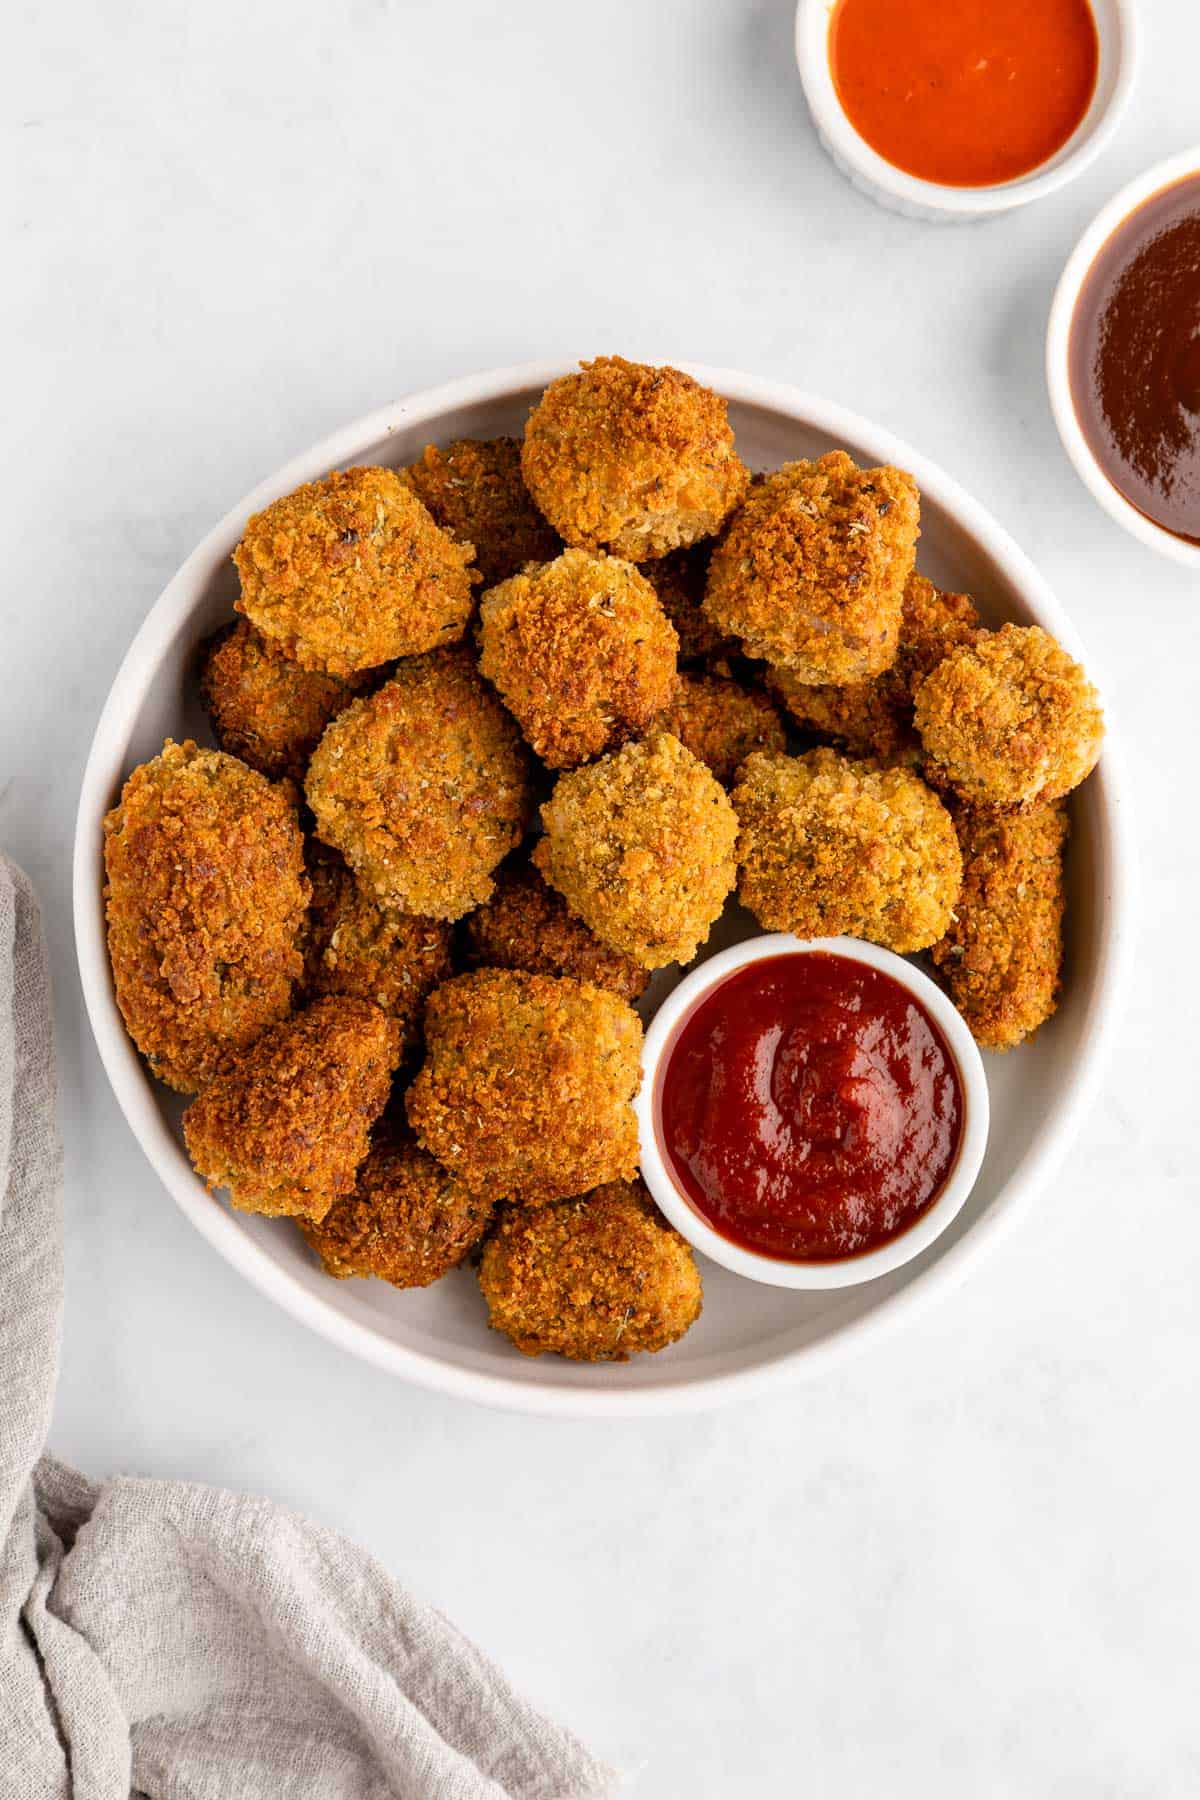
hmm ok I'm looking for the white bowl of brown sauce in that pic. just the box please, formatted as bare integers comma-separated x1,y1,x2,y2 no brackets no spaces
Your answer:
796,0,1139,222
1048,149,1200,567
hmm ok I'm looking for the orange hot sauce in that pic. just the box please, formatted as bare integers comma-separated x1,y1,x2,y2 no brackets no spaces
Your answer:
829,0,1099,189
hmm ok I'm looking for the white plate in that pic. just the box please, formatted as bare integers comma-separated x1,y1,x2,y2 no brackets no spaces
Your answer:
73,362,1132,1417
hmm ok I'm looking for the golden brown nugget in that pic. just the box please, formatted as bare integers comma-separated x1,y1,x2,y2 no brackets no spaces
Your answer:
651,671,787,785
534,732,738,970
103,740,308,1093
522,356,749,560
301,849,453,1058
731,747,961,953
198,619,363,782
183,996,400,1220
234,466,475,676
406,970,642,1206
770,572,981,763
462,863,649,1003
305,647,532,920
478,548,679,768
892,573,983,688
704,451,920,682
930,801,1069,1050
402,436,560,586
478,1180,702,1361
642,544,735,664
914,623,1104,807
299,1125,492,1286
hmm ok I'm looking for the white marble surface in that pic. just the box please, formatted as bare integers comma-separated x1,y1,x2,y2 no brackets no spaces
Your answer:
6,2,1199,1793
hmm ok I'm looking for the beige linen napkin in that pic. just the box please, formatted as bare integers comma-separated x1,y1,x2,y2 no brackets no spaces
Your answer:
0,854,616,1800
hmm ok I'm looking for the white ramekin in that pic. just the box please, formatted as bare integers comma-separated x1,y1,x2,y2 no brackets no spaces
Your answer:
1047,147,1200,570
795,0,1139,223
635,934,990,1291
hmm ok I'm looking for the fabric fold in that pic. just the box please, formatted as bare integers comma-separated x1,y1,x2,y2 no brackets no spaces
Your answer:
1,855,615,1800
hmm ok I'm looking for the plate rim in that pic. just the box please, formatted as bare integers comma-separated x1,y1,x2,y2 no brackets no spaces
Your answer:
72,359,1134,1417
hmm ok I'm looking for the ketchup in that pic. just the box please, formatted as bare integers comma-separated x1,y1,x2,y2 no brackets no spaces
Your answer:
658,953,962,1263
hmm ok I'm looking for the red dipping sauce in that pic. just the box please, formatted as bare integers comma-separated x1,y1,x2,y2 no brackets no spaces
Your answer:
658,953,963,1263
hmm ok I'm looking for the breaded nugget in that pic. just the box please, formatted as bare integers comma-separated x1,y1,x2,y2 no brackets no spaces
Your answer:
914,623,1104,807
534,732,739,969
770,572,981,763
478,549,679,768
183,996,400,1220
731,747,961,952
930,801,1069,1050
402,436,560,586
234,466,475,676
704,451,920,681
651,671,787,785
522,357,749,560
198,619,363,782
406,970,642,1205
305,647,532,920
894,572,983,687
462,863,648,1002
103,739,308,1093
301,848,453,1057
298,1123,492,1285
478,1179,702,1361
641,544,733,664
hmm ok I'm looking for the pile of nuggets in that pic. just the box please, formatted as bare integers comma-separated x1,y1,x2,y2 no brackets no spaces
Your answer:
103,357,1104,1363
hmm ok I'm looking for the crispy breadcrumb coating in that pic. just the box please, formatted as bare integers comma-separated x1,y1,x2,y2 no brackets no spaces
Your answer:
651,671,787,785
478,1179,702,1361
406,970,642,1205
731,747,961,952
305,647,532,920
930,801,1068,1050
534,732,738,969
234,466,476,676
478,549,679,768
522,357,749,560
462,863,648,1002
893,573,983,687
770,572,981,763
182,996,400,1220
641,544,733,664
298,1124,492,1285
198,620,363,782
704,451,920,681
402,436,561,586
914,623,1104,806
103,740,308,1093
301,848,453,1057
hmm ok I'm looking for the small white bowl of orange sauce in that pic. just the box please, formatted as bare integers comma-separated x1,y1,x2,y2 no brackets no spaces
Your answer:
795,0,1139,222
